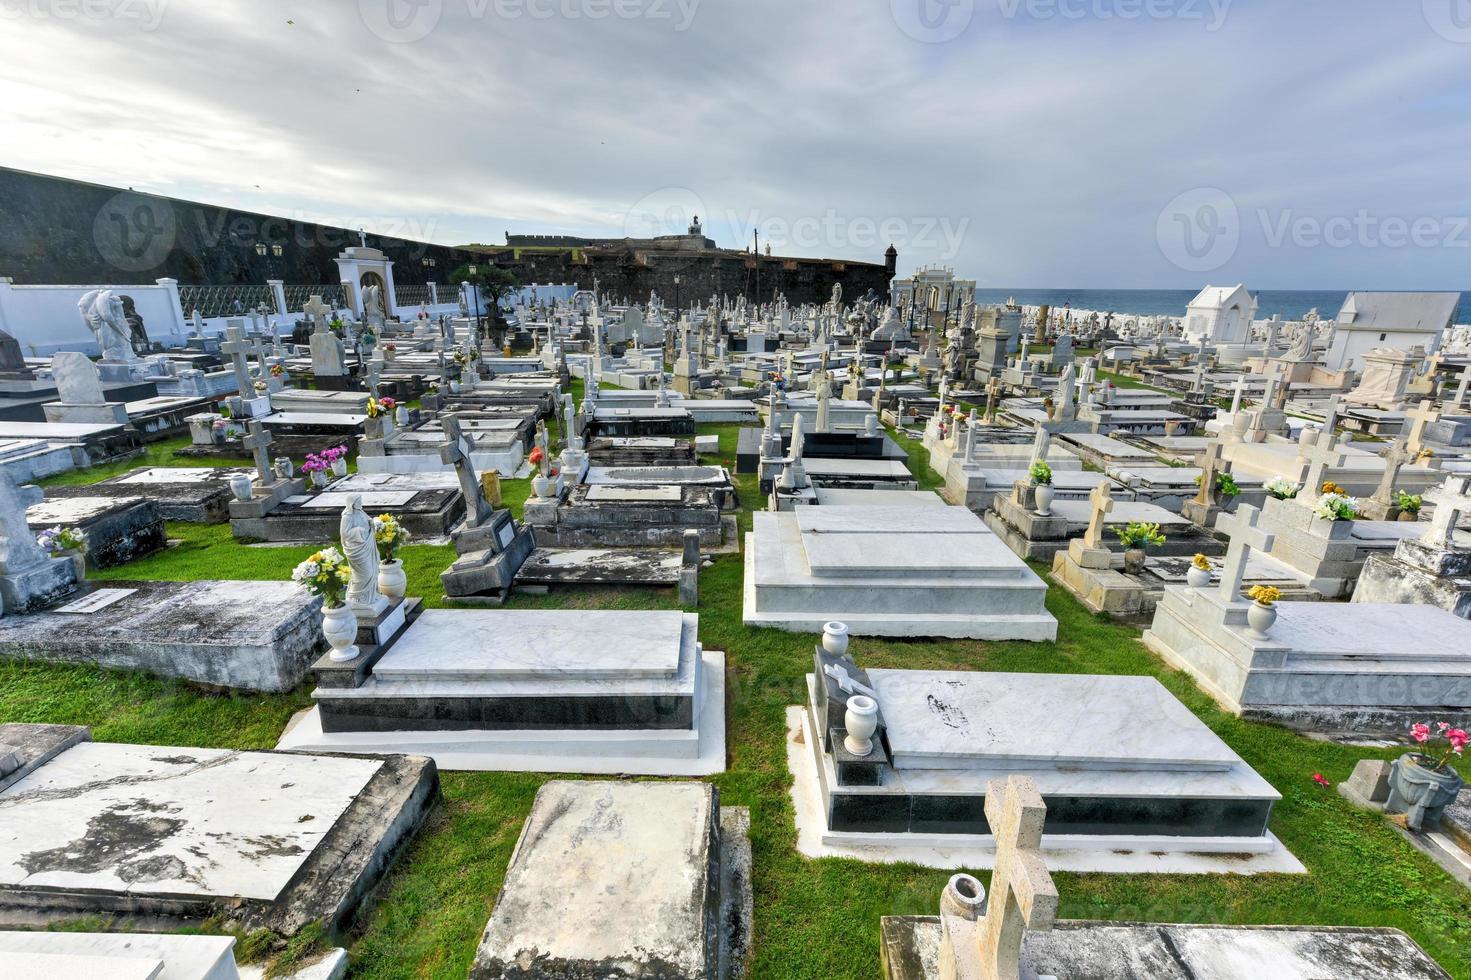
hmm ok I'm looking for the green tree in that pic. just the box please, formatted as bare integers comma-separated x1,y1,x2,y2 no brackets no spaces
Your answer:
449,263,520,343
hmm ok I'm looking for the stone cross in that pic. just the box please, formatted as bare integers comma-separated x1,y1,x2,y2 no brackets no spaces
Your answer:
243,421,275,484
964,414,979,463
303,295,332,334
1404,398,1441,456
1257,375,1279,415
439,414,493,527
1298,429,1347,501
1420,475,1470,551
1214,504,1275,603
1451,369,1470,410
1368,438,1412,509
975,775,1059,980
984,377,1003,423
1229,376,1248,415
221,327,253,395
1318,395,1343,438
365,361,382,398
1194,441,1225,506
1082,481,1114,549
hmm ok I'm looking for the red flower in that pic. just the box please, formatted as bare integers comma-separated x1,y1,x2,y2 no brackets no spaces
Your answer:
528,447,545,465
1312,773,1331,788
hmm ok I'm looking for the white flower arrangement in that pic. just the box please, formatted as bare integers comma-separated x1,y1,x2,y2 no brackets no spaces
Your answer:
291,546,352,607
1265,477,1299,500
1312,491,1358,522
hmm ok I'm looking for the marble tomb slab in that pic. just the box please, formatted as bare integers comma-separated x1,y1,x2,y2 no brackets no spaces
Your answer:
584,485,684,503
369,609,687,681
0,742,380,901
869,670,1241,771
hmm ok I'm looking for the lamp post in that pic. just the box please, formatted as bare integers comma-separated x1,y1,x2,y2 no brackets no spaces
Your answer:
254,241,282,279
673,275,682,323
467,263,482,346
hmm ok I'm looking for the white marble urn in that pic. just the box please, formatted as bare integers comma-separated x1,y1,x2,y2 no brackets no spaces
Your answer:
822,621,850,657
378,558,407,599
1033,483,1055,516
331,457,349,478
843,695,879,756
229,472,254,502
1246,600,1277,638
532,475,553,498
1186,565,1212,588
322,603,360,662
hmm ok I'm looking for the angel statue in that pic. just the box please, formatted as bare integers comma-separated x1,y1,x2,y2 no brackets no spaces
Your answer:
77,289,136,362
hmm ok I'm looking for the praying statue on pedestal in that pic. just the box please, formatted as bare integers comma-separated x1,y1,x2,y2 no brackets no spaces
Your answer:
339,494,384,613
77,289,136,363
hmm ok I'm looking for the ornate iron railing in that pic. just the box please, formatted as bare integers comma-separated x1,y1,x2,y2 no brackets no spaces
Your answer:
395,284,431,308
283,283,346,313
177,284,273,319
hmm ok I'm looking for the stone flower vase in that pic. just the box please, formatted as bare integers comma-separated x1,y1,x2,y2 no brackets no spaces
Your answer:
378,558,407,599
822,621,850,657
229,472,254,502
532,475,552,498
1387,753,1465,831
330,457,349,478
59,548,86,581
310,469,330,490
1033,483,1055,517
1246,600,1278,638
1186,565,1212,588
395,406,410,426
843,695,879,756
322,603,359,662
1123,548,1146,575
1398,510,1419,523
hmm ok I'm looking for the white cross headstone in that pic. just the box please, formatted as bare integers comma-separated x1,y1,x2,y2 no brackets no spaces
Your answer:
1298,430,1348,502
1405,398,1441,456
1082,481,1114,549
439,414,493,527
1368,437,1412,508
1194,441,1226,507
221,326,253,394
302,295,333,334
243,421,275,484
960,775,1059,980
1214,504,1276,602
1229,376,1248,415
1420,475,1470,552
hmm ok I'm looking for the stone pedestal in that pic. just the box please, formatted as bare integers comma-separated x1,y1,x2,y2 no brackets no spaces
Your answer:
42,401,129,426
1352,538,1471,619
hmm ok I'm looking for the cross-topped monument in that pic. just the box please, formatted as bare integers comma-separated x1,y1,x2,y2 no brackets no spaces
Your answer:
303,295,333,333
1365,437,1412,517
1081,481,1114,550
938,775,1058,980
1420,475,1470,552
243,420,275,485
439,414,494,528
1405,398,1441,456
1297,428,1347,501
1193,441,1226,507
221,326,254,395
1214,504,1276,603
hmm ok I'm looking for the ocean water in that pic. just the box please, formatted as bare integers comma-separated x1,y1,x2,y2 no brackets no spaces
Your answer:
970,288,1471,325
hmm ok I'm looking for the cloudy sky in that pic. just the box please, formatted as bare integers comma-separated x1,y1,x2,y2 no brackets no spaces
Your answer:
3,0,1469,289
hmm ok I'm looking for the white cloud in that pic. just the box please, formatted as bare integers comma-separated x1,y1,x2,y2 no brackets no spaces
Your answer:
0,0,1468,288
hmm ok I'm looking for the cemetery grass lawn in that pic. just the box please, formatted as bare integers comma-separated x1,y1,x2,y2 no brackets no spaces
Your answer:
4,423,1471,978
